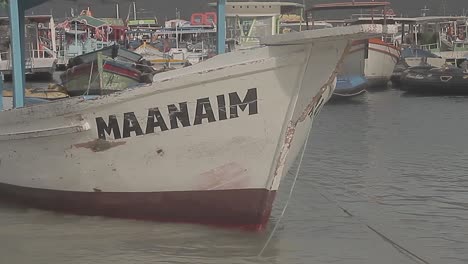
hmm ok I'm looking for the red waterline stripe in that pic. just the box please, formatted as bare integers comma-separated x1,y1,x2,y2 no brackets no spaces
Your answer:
0,182,276,231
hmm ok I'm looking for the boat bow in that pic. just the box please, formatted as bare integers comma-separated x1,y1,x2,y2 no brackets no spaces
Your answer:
0,25,384,229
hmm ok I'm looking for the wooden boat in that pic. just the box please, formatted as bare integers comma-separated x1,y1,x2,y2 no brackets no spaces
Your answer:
0,25,383,229
400,65,468,95
60,45,154,96
66,44,143,68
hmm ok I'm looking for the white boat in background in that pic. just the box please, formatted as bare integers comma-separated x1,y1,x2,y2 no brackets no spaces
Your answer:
365,36,400,87
0,25,383,228
397,16,468,66
309,1,400,89
0,15,57,79
345,7,401,88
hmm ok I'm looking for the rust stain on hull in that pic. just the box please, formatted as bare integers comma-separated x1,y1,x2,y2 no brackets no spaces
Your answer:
74,139,126,152
273,41,353,178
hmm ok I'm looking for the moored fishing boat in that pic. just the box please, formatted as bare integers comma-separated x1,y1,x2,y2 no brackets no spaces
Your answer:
60,45,154,96
400,65,468,95
0,25,383,229
365,37,400,87
306,1,400,92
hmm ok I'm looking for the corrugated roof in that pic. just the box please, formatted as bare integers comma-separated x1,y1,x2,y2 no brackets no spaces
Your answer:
308,2,390,12
100,18,125,26
71,15,108,28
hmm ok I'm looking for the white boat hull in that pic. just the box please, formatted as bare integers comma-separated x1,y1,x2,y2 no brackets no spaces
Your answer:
365,38,400,88
0,25,382,228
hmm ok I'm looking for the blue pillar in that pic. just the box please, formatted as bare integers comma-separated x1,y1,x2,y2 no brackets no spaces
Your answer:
216,0,226,54
9,0,26,108
0,73,3,111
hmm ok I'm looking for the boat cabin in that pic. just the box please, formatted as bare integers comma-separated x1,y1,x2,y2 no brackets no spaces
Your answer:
126,19,162,45
209,1,305,49
0,15,57,78
191,12,217,26
384,16,468,65
56,13,116,68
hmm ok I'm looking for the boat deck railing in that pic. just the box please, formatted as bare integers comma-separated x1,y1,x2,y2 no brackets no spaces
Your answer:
0,50,54,59
29,49,54,59
420,43,440,53
422,41,468,52
453,42,468,51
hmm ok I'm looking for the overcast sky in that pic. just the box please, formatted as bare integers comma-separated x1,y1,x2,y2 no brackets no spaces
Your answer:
3,0,468,20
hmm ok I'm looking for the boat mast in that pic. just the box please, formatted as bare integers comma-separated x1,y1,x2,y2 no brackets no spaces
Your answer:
74,20,78,50
133,2,137,20
421,5,429,17
116,3,120,19
175,8,179,49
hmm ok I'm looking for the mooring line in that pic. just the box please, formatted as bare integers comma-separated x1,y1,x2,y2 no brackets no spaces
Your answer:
317,186,433,264
257,121,313,257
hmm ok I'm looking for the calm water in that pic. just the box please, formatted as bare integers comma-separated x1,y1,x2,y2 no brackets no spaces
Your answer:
1,88,467,264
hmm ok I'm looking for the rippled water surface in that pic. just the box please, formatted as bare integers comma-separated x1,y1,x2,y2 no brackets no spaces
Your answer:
1,88,467,264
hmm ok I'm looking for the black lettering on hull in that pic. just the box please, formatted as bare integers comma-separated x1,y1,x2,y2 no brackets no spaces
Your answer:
123,112,144,138
168,102,190,129
229,88,258,118
146,107,169,133
194,97,216,125
95,88,259,140
217,95,227,121
96,115,121,140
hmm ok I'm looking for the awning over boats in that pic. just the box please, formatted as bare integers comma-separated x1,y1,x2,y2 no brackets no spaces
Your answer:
307,1,390,12
0,14,53,25
383,16,468,24
208,1,304,15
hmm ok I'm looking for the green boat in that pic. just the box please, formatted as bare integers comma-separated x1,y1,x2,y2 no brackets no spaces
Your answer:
60,45,154,96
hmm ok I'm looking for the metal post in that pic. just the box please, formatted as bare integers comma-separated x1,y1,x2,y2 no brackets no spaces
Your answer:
97,51,104,95
9,0,26,108
401,22,405,45
217,0,226,54
0,73,3,111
